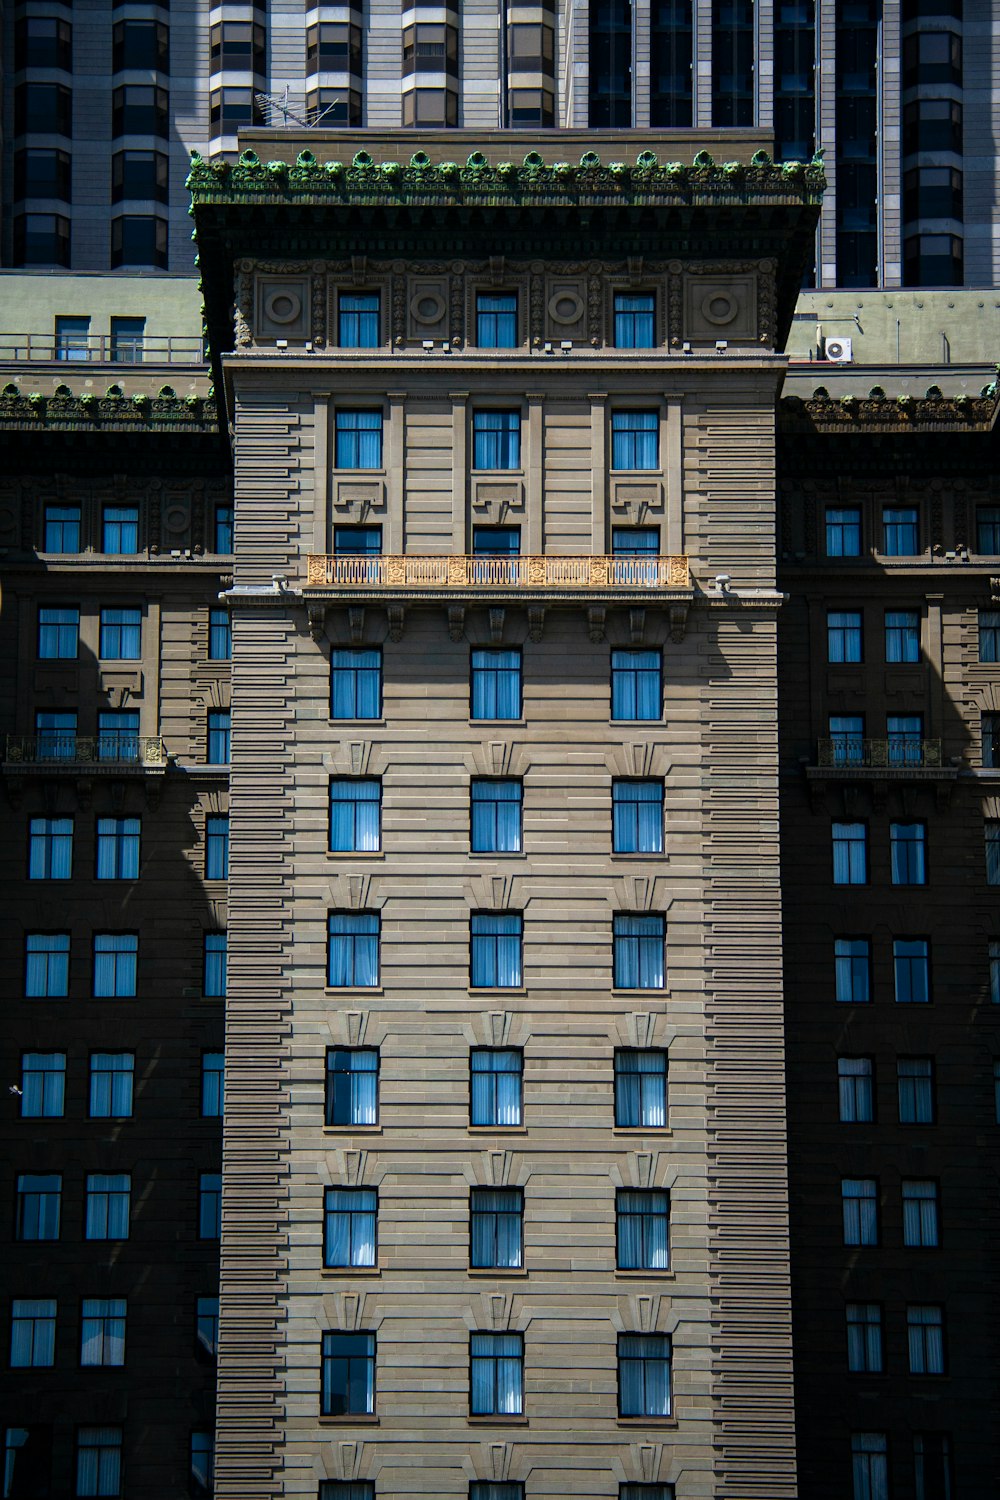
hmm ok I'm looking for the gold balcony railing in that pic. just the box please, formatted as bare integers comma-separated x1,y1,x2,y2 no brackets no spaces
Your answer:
306,554,690,590
817,738,943,769
5,734,168,768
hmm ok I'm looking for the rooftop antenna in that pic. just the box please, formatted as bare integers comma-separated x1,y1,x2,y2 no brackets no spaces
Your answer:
254,86,342,129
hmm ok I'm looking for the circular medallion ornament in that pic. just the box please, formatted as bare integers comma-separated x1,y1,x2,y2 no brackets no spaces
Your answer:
263,289,303,325
700,290,739,326
410,290,447,325
547,290,585,325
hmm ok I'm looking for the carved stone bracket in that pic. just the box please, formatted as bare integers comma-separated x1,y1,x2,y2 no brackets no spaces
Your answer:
527,605,545,643
347,606,365,645
629,607,646,645
668,603,688,643
586,605,607,643
489,607,505,645
307,601,328,643
447,605,466,642
387,604,406,643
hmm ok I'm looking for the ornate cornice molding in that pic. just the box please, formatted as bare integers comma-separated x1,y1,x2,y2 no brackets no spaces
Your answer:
779,390,999,434
0,383,219,433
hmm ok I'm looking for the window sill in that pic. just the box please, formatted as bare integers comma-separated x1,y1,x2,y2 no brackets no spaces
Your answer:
318,1415,379,1426
468,988,527,996
325,987,384,996
323,1125,383,1136
332,469,386,478
468,1126,528,1135
326,850,385,861
468,1267,528,1278
329,719,387,728
470,470,524,479
611,852,665,861
467,1415,528,1426
614,1268,675,1280
467,720,526,728
612,989,667,998
610,720,664,727
617,1417,677,1428
612,1127,672,1138
321,1266,382,1278
469,852,527,860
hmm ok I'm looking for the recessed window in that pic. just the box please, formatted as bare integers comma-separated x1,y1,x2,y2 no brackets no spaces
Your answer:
15,16,72,70
324,1188,377,1267
612,779,663,854
34,711,77,762
976,507,1000,554
13,212,71,267
894,938,930,1003
401,86,458,127
508,20,555,71
904,164,963,222
833,822,867,884
89,1053,135,1118
38,606,79,660
471,527,521,583
827,609,863,662
618,1334,671,1418
614,1049,667,1128
10,1300,57,1368
470,913,523,988
321,1332,375,1415
98,710,139,763
210,20,266,72
913,1433,952,1496
611,649,661,720
14,82,72,136
76,1428,123,1499
25,933,70,998
15,1174,61,1241
885,608,920,662
208,608,231,661
904,232,963,288
96,818,140,880
611,411,659,470
80,1299,126,1367
838,1057,874,1122
470,1332,523,1415
14,148,71,203
402,20,458,74
199,1172,222,1239
882,506,919,556
214,505,234,554
904,97,962,152
476,293,517,349
196,1297,220,1359
472,1485,526,1500
828,714,865,767
891,821,926,885
206,815,229,880
902,27,961,87
898,1058,934,1124
208,710,231,764
328,912,380,988
84,1173,130,1240
614,293,655,348
326,1048,379,1127
887,713,923,767
110,317,146,364
113,20,169,72
902,1179,939,1246
991,941,1000,1004
201,1052,224,1117
826,506,862,557
329,779,382,853
471,1187,523,1268
111,214,168,269
508,88,555,127
335,411,383,469
841,1177,878,1245
338,292,379,347
470,779,522,854
112,85,169,137
980,609,1000,663
112,149,169,204
29,817,73,879
20,1054,65,1119
322,1485,375,1500
617,1189,669,1270
471,649,521,721
209,86,264,134
190,1433,215,1497
470,1048,523,1127
103,504,139,554
613,913,665,990
44,504,81,552
93,933,138,998
331,649,382,720
307,22,363,75
99,606,141,660
846,1304,883,1373
472,410,521,470
203,932,227,997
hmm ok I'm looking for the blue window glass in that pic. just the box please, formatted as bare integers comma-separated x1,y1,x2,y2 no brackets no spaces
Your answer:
38,606,79,659
203,932,227,997
35,710,76,760
25,933,70,997
616,1189,670,1270
324,1188,377,1268
835,938,871,1003
102,505,138,554
208,608,231,660
201,1052,224,1117
339,292,380,348
611,411,658,470
321,1332,375,1416
331,648,382,720
614,293,655,348
199,1173,222,1239
842,1179,878,1246
612,779,663,853
214,505,233,554
887,714,923,766
611,527,659,556
196,1296,220,1357
895,938,930,1003
987,821,1000,885
76,1427,123,1497
977,507,1000,554
471,912,523,988
473,527,520,557
828,610,863,662
833,822,867,884
96,817,140,880
20,1054,66,1118
335,525,382,556
10,1299,57,1367
829,714,865,766
206,816,229,879
328,912,380,988
326,1048,380,1126
471,1486,525,1500
329,779,382,853
471,649,521,720
885,609,920,663
208,711,230,764
93,933,138,997
476,293,517,348
98,710,139,762
891,822,927,885
611,649,661,721
16,1175,61,1240
471,779,522,853
472,410,521,469
614,1049,668,1128
44,503,81,552
89,1053,134,1118
470,1332,523,1414
826,507,862,557
883,506,919,556
979,610,1000,663
618,1334,671,1418
99,607,141,660
335,410,383,469
613,913,665,989
80,1299,127,1366
84,1173,130,1240
470,1049,523,1126
28,817,73,879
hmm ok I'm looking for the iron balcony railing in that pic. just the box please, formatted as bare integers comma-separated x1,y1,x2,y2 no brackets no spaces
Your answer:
306,553,690,589
0,334,207,365
817,737,943,770
5,734,168,768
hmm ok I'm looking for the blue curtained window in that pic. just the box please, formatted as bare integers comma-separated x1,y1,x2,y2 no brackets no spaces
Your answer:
322,1332,375,1415
331,648,382,720
612,779,663,853
827,610,862,663
470,1332,523,1414
329,779,382,852
826,507,862,557
891,822,926,885
842,1179,878,1245
209,608,231,660
214,506,233,554
471,1049,522,1126
832,822,867,884
611,410,658,470
199,1173,222,1239
9,1300,57,1367
15,1175,61,1239
328,912,380,987
894,939,929,1003
89,1054,134,1117
45,504,81,552
472,410,521,469
471,649,521,720
29,817,73,879
835,938,870,1003
613,914,665,989
35,710,77,761
80,1299,126,1367
614,293,655,348
76,1428,123,1498
99,608,141,660
203,932,227,997
885,610,920,663
339,293,380,348
324,1188,377,1267
207,711,230,765
882,506,919,556
829,714,865,766
26,933,70,997
102,506,138,554
476,293,517,348
96,818,140,880
471,1188,523,1268
611,650,661,721
887,714,922,766
471,912,522,988
84,1173,130,1239
98,710,139,763
326,1048,379,1126
205,816,229,880
20,1054,66,1119
38,607,79,659
618,1334,671,1417
616,1189,670,1270
93,933,138,997
614,1049,667,1128
471,779,522,853
335,410,383,469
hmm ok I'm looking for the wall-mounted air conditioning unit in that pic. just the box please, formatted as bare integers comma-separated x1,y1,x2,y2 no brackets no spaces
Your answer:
824,336,853,363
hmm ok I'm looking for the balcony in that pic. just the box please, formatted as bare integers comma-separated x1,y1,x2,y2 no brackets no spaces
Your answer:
305,553,691,593
0,333,205,366
817,738,943,770
4,735,168,773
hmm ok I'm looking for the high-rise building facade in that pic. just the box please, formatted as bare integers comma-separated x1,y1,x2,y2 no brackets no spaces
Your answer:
3,2,996,288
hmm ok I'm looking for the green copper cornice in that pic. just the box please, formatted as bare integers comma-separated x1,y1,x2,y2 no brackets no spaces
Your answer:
0,382,219,433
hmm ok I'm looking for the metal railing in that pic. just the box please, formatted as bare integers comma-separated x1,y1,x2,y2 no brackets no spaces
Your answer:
817,738,943,769
306,553,690,589
5,735,168,768
0,334,207,365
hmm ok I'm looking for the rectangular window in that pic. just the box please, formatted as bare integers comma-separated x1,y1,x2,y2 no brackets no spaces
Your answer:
331,649,382,720
891,822,927,885
80,1299,126,1367
471,649,521,720
322,1485,376,1500
617,1189,669,1270
895,938,930,1003
99,607,141,660
914,1433,952,1500
833,822,868,885
208,608,231,661
96,818,140,881
618,1334,671,1418
470,1187,523,1269
76,1428,123,1498
339,293,380,349
26,933,70,998
206,816,229,880
38,606,79,659
829,714,865,767
28,817,73,879
612,780,663,854
826,507,862,557
470,913,523,988
882,506,919,556
53,317,90,360
887,713,923,767
324,1188,377,1267
836,938,871,1003
84,1173,130,1240
93,933,137,998
10,1300,56,1368
208,710,231,764
992,940,1000,1003
611,410,658,470
614,293,655,348
199,1173,222,1239
102,505,138,555
838,1058,874,1123
614,914,665,990
328,913,380,988
982,712,1000,767
476,293,517,349
472,526,520,558
902,1180,939,1246
846,1304,883,1374
334,525,382,574
35,709,77,761
110,316,146,364
203,932,227,997
470,1332,523,1416
852,1433,888,1499
611,649,661,721
201,1052,224,1117
471,1487,526,1500
614,1049,667,1129
196,1296,220,1358
335,410,383,469
472,410,521,470
611,526,661,583
885,609,920,663
45,503,81,552
190,1432,214,1497
326,1048,379,1127
842,1178,878,1245
908,1306,945,1374
620,1488,675,1500
321,1331,375,1416
471,779,522,854
89,1053,134,1118
987,820,1000,885
828,610,863,663
15,1175,61,1240
898,1058,934,1124
470,1049,522,1127
329,779,382,854
215,506,233,554
977,507,1000,554
97,710,139,763
20,1053,66,1118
